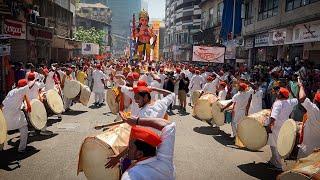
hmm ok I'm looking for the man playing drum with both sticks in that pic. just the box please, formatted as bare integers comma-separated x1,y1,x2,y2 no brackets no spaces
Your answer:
105,112,176,180
26,72,53,136
296,78,320,159
266,87,298,170
1,79,34,153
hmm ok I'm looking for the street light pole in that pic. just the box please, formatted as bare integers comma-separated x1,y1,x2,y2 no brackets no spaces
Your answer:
232,0,236,40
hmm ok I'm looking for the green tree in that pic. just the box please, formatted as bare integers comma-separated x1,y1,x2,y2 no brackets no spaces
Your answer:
74,27,106,53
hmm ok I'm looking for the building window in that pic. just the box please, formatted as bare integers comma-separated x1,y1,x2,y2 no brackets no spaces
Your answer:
217,2,224,24
286,0,320,11
258,0,279,20
209,8,214,28
244,1,253,25
201,11,208,30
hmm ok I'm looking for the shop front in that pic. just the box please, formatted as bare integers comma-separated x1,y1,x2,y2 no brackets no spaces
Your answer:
27,24,53,64
2,19,28,63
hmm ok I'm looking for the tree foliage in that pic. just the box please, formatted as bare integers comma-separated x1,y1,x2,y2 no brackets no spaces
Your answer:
74,27,106,53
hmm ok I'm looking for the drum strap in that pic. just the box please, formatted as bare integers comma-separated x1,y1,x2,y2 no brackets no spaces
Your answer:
119,91,125,111
299,113,308,144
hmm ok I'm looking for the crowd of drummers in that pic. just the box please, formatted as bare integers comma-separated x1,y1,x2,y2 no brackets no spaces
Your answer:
1,57,319,179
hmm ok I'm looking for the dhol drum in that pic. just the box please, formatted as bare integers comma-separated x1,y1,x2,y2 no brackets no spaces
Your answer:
79,84,91,106
193,94,218,121
106,88,120,115
78,124,131,180
278,149,320,180
0,109,7,146
237,109,271,150
211,100,233,126
277,119,302,159
63,80,81,99
191,90,201,106
28,99,47,130
43,89,64,115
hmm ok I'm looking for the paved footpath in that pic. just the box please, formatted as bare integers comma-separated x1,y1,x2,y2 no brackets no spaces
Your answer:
0,97,283,180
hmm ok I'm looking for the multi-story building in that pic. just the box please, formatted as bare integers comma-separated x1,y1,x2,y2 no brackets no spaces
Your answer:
0,0,78,101
164,0,202,62
76,3,112,47
242,0,320,65
194,0,224,45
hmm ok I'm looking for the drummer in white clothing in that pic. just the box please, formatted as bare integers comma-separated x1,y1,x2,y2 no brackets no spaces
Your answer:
189,70,204,106
266,87,298,170
248,82,263,115
217,81,227,100
200,75,218,97
1,79,33,153
106,114,176,180
297,81,320,158
221,83,252,138
92,64,107,107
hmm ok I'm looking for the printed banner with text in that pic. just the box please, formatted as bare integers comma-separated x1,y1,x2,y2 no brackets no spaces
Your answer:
192,46,225,63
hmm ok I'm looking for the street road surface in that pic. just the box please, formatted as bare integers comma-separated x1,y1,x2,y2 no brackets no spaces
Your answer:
0,97,283,180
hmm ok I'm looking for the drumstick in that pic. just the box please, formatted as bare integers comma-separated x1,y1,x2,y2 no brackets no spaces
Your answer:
94,121,124,130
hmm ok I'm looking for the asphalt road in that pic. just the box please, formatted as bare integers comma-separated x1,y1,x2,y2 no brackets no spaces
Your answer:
0,96,283,180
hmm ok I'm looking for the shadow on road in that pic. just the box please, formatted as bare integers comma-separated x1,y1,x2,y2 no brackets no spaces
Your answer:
193,126,263,152
238,162,282,180
46,117,62,127
193,126,220,135
62,110,88,116
0,146,40,171
7,133,58,146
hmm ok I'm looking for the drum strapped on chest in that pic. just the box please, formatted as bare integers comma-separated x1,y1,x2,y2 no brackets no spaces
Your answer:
42,89,64,116
28,99,47,130
191,90,201,105
0,109,8,146
237,109,271,150
277,119,303,159
78,124,131,180
107,87,121,115
193,94,218,121
63,80,81,99
278,149,320,180
211,100,233,126
79,84,91,106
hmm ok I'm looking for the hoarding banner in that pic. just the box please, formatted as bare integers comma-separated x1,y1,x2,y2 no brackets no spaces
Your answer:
82,43,99,55
192,46,225,63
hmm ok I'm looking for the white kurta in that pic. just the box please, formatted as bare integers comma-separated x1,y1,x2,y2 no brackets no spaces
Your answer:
248,89,263,115
150,81,162,101
45,71,55,91
121,123,176,180
202,79,218,94
218,89,227,100
28,82,41,100
189,75,204,91
92,70,106,93
2,86,29,130
268,99,298,147
298,98,320,158
159,73,167,88
136,93,175,118
232,91,252,124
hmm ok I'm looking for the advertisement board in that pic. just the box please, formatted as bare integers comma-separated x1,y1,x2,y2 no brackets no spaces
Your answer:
82,43,99,55
192,46,225,63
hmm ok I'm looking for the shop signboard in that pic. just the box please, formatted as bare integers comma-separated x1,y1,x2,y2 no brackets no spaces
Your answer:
272,29,286,45
255,33,270,47
293,20,320,43
82,43,99,55
244,38,254,49
4,19,26,39
192,46,225,63
27,26,53,41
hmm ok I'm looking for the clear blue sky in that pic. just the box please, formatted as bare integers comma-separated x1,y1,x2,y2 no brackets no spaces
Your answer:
147,0,165,20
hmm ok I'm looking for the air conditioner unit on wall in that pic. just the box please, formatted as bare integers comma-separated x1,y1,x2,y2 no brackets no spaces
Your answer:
44,18,49,27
